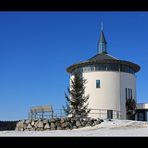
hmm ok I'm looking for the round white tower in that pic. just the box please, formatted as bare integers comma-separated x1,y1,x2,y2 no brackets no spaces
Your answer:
67,27,140,120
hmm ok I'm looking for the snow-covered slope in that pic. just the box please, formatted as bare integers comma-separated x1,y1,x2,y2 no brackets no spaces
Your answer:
1,119,148,137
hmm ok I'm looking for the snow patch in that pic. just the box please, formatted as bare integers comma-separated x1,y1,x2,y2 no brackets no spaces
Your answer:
1,119,148,137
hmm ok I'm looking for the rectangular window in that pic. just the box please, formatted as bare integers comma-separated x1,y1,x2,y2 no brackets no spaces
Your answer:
107,63,119,71
125,88,128,100
128,88,130,99
129,88,131,99
96,80,100,88
126,88,133,99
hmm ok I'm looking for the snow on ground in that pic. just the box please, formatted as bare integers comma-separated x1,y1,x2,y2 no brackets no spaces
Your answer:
1,119,148,137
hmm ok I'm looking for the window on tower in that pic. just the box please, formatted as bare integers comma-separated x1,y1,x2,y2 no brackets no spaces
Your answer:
96,80,100,88
125,88,128,100
95,64,106,71
125,88,133,100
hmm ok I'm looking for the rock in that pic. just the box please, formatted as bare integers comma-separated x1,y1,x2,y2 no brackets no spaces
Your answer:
15,127,18,131
50,119,56,123
88,119,97,126
43,120,48,124
57,127,62,130
25,120,31,124
80,118,85,122
44,123,50,129
34,122,38,128
60,118,65,123
27,124,32,129
65,127,70,130
55,121,61,127
38,128,43,131
36,128,41,131
23,124,27,129
73,126,77,129
76,121,81,127
19,128,24,131
69,126,73,130
51,127,56,130
30,127,35,131
70,118,74,123
16,121,24,128
31,121,35,126
61,122,69,128
68,123,73,128
81,121,86,127
50,123,56,128
37,121,44,128
71,119,76,126
73,117,80,121
16,122,19,128
64,118,69,122
87,121,93,126
95,119,102,125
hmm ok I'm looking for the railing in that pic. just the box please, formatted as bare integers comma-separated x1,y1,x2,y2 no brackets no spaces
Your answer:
28,108,122,120
52,109,66,118
89,109,122,119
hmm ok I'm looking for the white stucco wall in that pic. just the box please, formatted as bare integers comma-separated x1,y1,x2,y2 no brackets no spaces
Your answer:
120,72,136,119
70,71,136,119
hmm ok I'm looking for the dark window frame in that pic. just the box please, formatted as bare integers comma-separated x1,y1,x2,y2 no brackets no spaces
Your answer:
96,80,100,88
125,88,128,100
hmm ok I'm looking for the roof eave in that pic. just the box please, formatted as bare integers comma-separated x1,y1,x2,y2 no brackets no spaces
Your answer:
66,59,140,74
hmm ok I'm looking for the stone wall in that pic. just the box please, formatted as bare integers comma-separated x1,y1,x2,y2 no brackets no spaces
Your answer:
15,117,103,131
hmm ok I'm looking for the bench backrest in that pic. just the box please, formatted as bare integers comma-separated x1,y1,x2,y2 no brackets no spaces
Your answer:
30,105,53,113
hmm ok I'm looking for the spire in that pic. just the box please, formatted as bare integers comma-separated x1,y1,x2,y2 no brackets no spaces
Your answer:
98,22,107,54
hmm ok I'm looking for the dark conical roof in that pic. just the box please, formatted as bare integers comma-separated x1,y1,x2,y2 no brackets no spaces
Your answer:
99,31,107,44
87,53,117,62
66,53,140,73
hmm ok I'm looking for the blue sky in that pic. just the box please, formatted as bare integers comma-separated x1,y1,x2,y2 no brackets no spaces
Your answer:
0,12,148,120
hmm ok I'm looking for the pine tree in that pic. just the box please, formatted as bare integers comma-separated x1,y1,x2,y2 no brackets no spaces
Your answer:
63,72,90,118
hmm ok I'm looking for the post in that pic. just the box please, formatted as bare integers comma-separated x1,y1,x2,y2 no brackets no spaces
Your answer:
42,111,44,119
28,112,30,120
51,111,53,118
34,112,36,119
60,109,62,118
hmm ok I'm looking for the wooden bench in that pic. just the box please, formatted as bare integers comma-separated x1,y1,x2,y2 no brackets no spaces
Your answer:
29,105,54,119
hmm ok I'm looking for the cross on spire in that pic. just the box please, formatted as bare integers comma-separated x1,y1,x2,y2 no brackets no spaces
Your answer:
101,21,103,31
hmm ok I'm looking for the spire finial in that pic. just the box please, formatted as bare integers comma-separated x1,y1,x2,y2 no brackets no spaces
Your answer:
101,21,103,31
